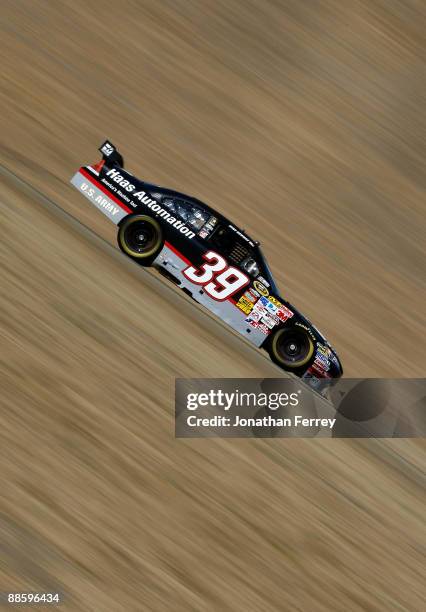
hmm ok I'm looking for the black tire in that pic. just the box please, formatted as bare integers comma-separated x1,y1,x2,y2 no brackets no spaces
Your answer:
117,215,163,264
268,326,315,370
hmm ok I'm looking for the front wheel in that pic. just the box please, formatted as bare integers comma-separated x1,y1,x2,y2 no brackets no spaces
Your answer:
267,326,314,371
117,215,163,265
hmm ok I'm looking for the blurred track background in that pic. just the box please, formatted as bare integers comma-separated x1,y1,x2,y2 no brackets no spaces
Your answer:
0,1,425,610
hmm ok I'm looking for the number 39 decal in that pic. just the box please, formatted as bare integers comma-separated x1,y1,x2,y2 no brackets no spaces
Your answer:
183,251,249,301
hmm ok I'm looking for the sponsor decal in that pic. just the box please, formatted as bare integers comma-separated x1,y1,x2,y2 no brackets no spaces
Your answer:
257,296,294,324
80,182,120,216
259,296,278,313
276,305,294,323
246,305,267,323
253,303,268,316
317,343,332,358
295,322,316,339
257,275,270,287
243,289,258,303
315,352,330,366
245,301,271,332
228,224,255,247
246,311,262,324
267,295,282,307
253,280,269,296
236,296,254,315
245,294,294,332
95,195,119,216
104,169,135,192
260,313,278,329
104,169,196,239
248,321,270,335
309,362,332,378
313,351,330,372
100,142,114,157
201,216,218,237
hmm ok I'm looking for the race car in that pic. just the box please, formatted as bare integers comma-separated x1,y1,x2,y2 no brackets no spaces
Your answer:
71,141,343,385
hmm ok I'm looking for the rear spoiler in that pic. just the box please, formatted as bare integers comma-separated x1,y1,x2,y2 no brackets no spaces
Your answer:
98,140,124,168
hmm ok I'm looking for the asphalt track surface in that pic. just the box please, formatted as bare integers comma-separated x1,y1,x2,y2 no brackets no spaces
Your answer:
0,1,425,611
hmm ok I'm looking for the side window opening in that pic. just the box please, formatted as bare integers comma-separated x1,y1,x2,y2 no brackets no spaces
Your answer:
209,225,257,271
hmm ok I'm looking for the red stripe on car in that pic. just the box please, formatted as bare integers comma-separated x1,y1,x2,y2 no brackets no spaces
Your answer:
79,167,133,214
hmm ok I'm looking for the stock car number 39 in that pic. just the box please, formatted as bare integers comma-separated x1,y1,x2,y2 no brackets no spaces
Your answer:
183,252,249,301
71,141,343,387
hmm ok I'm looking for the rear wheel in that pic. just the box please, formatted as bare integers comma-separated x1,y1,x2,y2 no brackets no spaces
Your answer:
268,326,314,370
117,215,163,265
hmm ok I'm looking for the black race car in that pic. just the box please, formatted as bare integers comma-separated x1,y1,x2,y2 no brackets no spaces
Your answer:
71,141,343,386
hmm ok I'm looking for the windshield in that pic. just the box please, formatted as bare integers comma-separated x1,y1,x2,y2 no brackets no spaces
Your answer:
163,198,209,231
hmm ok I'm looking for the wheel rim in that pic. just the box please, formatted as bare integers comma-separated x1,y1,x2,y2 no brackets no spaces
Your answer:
124,222,157,253
120,218,161,258
272,328,314,368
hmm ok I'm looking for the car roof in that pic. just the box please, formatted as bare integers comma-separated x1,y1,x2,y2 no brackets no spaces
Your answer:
145,182,256,240
146,182,222,214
